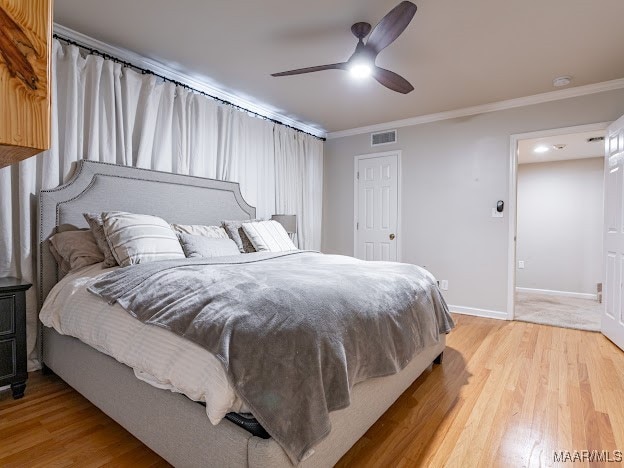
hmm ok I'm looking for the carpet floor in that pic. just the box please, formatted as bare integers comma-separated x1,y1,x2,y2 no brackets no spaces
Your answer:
514,291,602,332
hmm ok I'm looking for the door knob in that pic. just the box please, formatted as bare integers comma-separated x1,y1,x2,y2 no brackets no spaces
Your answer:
389,233,395,240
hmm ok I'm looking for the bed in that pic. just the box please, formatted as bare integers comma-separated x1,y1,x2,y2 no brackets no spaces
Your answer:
38,160,449,467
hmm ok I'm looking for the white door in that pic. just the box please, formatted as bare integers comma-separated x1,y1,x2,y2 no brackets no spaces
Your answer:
355,152,400,261
602,114,624,350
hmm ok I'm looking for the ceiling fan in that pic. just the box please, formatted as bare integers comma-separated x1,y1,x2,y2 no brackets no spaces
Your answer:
271,1,417,94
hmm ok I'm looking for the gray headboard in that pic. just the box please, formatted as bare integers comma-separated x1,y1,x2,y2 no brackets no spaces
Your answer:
38,160,256,306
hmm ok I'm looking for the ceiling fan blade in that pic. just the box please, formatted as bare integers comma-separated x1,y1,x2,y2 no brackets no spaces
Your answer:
367,1,417,55
372,66,414,94
271,63,347,77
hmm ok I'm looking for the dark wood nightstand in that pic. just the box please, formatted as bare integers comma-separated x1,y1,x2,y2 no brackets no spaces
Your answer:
0,277,31,399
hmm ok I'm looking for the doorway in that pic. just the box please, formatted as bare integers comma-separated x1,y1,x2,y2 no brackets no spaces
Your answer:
353,151,402,261
508,123,608,330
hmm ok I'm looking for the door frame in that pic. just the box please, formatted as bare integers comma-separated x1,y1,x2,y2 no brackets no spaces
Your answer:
506,122,611,320
353,150,403,262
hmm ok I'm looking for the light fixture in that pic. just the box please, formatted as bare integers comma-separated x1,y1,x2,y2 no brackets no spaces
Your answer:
534,145,550,154
349,62,372,79
553,76,572,87
553,144,566,150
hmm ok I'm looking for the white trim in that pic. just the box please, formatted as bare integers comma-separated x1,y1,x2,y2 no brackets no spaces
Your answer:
327,79,624,140
449,305,508,321
53,23,326,139
507,134,519,321
507,122,610,320
353,151,402,262
515,287,598,301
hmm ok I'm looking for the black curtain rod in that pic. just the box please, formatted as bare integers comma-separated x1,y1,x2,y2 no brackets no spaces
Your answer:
52,34,325,141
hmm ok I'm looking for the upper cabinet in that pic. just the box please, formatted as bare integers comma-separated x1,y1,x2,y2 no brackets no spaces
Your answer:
0,0,52,169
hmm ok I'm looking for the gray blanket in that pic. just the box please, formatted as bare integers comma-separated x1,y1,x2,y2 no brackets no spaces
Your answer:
88,251,454,463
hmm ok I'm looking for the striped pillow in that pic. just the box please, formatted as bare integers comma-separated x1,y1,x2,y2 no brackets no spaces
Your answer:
170,224,228,238
241,220,297,253
102,212,185,267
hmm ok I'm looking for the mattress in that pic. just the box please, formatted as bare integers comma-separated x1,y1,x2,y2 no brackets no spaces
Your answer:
39,263,245,424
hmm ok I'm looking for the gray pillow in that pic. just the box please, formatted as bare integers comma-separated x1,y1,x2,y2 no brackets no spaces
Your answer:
177,233,241,258
83,213,118,267
222,219,260,253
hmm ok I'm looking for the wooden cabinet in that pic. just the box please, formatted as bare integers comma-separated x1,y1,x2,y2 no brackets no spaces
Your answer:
0,277,31,399
0,0,52,168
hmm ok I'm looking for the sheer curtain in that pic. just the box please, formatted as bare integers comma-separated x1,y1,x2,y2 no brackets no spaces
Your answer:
0,40,323,369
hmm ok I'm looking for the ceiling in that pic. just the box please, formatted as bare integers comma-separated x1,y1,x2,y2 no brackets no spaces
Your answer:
518,130,605,165
54,0,624,133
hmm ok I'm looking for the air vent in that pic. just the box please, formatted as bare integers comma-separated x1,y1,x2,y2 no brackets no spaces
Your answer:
371,130,397,146
587,136,605,143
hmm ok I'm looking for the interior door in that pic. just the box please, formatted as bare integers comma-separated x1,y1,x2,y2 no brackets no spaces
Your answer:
602,114,624,350
355,153,399,261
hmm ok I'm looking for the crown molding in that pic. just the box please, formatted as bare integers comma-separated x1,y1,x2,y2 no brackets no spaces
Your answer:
327,78,624,140
53,23,327,139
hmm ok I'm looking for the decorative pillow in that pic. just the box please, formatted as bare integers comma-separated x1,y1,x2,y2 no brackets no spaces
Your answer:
170,224,228,239
222,219,261,253
177,234,241,258
49,230,105,272
102,211,185,267
83,213,118,267
241,220,297,253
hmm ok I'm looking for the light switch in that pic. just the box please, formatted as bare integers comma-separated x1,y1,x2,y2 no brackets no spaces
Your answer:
518,260,525,269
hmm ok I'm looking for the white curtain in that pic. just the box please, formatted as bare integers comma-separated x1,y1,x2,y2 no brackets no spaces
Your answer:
0,40,323,369
274,126,324,249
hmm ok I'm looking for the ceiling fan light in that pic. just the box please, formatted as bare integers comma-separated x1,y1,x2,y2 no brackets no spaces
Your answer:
349,62,372,79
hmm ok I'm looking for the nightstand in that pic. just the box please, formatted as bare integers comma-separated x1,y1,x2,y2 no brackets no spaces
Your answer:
0,277,31,399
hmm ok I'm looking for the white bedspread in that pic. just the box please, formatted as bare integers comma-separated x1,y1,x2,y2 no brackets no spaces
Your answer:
39,263,244,424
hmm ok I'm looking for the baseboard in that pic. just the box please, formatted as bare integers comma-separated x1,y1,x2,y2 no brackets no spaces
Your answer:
448,305,508,320
515,287,597,301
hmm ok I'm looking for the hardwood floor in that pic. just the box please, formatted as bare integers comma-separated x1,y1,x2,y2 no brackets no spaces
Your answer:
0,373,169,467
2,314,624,467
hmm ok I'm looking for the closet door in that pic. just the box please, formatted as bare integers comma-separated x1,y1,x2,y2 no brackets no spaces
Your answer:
355,152,400,262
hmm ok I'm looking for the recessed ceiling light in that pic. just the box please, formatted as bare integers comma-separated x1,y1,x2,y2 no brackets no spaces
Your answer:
553,144,566,150
553,76,572,87
534,145,550,154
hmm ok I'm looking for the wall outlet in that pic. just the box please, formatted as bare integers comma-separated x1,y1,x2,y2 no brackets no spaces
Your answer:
491,208,503,218
440,280,448,290
518,260,525,269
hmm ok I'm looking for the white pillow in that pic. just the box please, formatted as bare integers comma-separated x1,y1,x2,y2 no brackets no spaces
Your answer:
241,220,297,252
102,211,185,267
170,224,229,238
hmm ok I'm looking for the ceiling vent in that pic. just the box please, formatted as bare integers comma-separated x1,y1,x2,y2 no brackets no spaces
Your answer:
371,129,397,147
587,136,605,143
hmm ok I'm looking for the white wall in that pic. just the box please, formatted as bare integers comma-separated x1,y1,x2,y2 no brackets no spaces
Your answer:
323,89,624,315
516,157,604,295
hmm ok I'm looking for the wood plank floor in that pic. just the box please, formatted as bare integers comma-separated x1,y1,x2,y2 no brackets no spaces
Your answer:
2,314,624,467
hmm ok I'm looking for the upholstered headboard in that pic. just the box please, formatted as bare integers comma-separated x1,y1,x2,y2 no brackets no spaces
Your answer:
38,160,256,306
